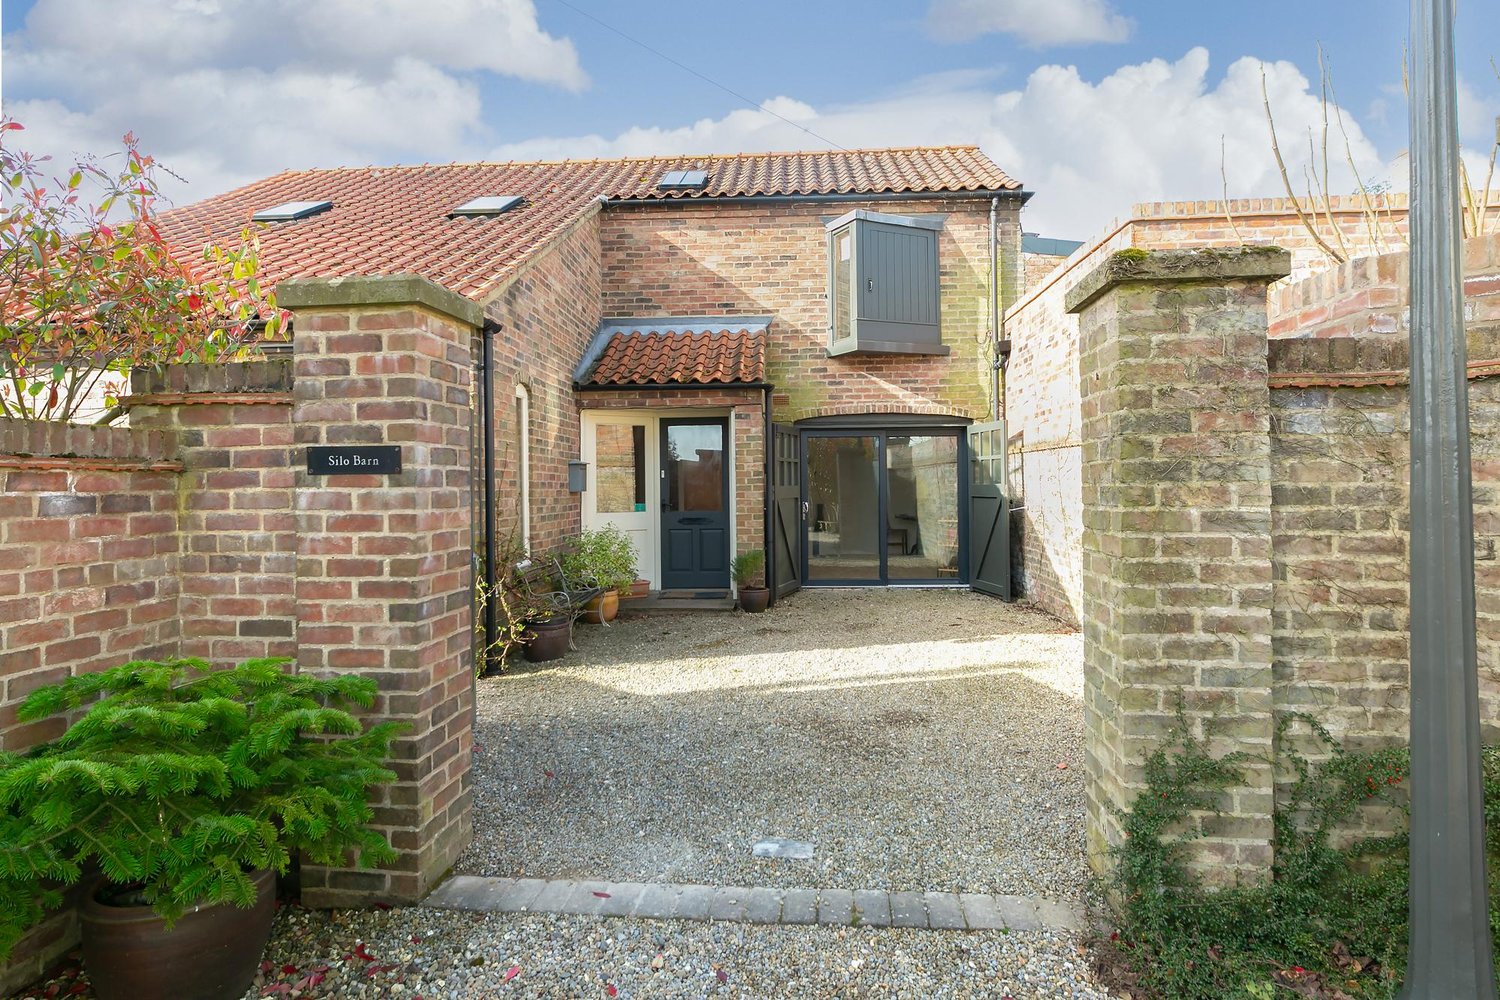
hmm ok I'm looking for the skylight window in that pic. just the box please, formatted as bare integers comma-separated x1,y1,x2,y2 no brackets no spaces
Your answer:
657,169,708,190
251,200,332,223
450,196,524,217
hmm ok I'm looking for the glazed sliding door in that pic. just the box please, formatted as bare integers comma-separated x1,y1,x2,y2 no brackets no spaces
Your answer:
803,434,882,583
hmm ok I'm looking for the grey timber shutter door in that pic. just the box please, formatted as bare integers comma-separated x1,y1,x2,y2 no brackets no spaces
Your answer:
967,420,1012,600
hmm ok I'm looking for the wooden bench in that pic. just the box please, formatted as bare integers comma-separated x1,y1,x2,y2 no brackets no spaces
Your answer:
514,557,606,646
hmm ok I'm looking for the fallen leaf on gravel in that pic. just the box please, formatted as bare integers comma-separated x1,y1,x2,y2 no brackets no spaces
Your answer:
411,935,423,943
651,954,665,971
503,965,521,983
605,985,618,997
281,964,298,975
716,969,729,984
593,891,612,898
353,942,376,962
544,770,555,779
1056,762,1069,770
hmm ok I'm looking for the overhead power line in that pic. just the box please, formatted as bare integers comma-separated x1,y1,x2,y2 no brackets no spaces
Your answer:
546,0,851,153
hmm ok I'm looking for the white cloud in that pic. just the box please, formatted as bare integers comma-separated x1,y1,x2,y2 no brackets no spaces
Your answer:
1,0,584,203
927,0,1131,47
489,49,1389,240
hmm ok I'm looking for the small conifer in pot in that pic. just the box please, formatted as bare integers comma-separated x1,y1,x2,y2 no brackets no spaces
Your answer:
0,657,403,999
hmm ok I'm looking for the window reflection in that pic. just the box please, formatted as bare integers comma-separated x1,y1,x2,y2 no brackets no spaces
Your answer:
596,424,646,513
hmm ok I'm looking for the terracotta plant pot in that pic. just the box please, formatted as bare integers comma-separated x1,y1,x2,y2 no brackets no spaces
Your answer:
523,615,571,662
583,590,619,624
620,579,651,600
738,586,771,613
81,868,276,1000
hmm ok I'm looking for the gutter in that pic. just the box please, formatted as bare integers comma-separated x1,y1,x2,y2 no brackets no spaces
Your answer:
601,189,1031,208
573,381,774,392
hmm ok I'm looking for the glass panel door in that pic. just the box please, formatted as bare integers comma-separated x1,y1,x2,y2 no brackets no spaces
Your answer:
885,435,960,580
804,435,881,583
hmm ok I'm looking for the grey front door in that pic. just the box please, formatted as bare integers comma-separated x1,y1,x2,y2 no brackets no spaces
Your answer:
660,418,730,590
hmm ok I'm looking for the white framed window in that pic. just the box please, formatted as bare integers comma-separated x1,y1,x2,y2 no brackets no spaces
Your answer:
515,384,531,553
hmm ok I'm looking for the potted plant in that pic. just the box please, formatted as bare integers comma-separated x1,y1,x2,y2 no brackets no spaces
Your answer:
558,525,638,624
733,549,771,613
0,657,402,1000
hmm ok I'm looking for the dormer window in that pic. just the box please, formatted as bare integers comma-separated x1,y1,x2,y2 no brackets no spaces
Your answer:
825,209,946,357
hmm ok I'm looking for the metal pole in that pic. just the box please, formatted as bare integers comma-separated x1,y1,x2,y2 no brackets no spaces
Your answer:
1401,0,1497,996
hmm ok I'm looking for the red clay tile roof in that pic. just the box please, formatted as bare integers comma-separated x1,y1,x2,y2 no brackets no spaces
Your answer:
583,329,765,386
155,146,1019,302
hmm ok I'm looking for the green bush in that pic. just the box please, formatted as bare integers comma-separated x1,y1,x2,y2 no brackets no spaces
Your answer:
1102,710,1500,999
557,525,637,595
731,549,765,588
0,658,403,960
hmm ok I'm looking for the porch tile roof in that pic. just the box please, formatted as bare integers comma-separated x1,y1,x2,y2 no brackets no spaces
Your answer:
154,146,1019,302
577,319,768,387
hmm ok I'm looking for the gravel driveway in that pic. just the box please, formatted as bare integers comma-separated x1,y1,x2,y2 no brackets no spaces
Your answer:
459,590,1089,905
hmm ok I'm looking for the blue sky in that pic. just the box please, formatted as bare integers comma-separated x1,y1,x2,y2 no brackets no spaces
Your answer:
3,0,1497,238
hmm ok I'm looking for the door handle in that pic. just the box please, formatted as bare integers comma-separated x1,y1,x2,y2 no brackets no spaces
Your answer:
801,500,809,518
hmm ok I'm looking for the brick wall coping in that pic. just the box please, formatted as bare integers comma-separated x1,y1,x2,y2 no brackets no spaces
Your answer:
0,454,183,472
0,417,173,466
1268,333,1500,388
1064,246,1294,315
121,391,296,408
279,274,484,328
130,359,294,396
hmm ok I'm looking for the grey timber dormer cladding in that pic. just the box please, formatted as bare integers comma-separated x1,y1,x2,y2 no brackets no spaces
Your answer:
825,209,946,357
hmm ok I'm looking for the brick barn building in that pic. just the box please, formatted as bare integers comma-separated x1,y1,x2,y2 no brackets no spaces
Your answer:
157,146,1027,606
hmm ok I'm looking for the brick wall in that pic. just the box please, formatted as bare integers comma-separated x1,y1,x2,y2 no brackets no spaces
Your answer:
1126,195,1410,279
1006,195,1425,624
0,363,293,993
482,209,603,557
127,363,297,664
599,198,1019,423
279,278,479,908
0,421,182,749
1069,248,1290,880
1069,239,1500,875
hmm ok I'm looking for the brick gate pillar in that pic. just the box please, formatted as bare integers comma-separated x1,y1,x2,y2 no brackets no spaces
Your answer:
1065,248,1291,883
278,276,482,906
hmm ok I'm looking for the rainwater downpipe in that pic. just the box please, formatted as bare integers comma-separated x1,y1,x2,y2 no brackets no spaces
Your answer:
989,197,1003,422
480,321,500,673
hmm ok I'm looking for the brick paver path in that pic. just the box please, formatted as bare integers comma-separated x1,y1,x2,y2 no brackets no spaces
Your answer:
425,875,1084,933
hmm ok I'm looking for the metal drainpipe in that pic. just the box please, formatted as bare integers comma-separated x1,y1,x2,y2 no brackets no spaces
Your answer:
480,322,500,673
989,197,1002,422
762,384,774,606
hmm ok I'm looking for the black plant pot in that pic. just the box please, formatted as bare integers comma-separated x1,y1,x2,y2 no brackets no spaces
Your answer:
523,615,572,662
738,586,771,613
80,868,276,1000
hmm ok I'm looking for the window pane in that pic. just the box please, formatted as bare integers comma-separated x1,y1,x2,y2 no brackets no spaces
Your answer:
806,435,880,582
886,435,959,580
664,422,724,512
597,423,645,513
831,228,853,341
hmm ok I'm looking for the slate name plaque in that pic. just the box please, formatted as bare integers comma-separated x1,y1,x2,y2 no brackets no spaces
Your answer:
307,446,402,476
